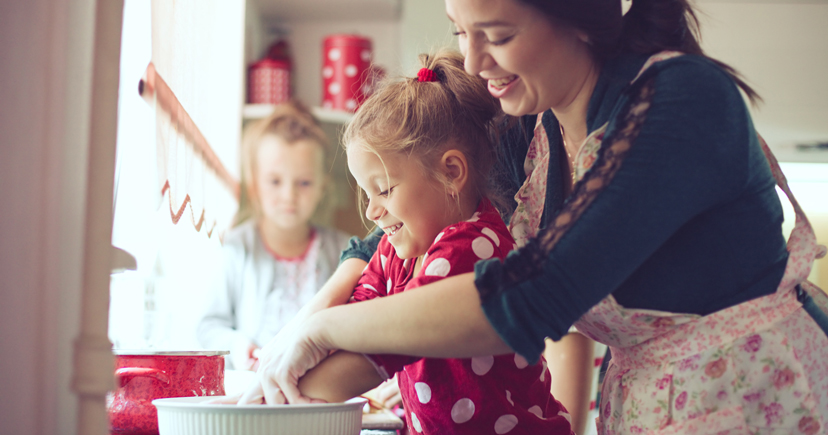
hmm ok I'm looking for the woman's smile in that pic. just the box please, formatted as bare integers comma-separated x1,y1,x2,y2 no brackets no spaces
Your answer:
487,74,519,98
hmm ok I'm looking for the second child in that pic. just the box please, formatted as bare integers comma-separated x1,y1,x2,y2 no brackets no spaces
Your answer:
197,102,350,371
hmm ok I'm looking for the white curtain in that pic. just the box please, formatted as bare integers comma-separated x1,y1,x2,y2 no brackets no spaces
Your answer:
149,0,245,237
110,0,246,350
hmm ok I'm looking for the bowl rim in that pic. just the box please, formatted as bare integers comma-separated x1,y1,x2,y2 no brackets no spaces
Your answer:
152,396,368,411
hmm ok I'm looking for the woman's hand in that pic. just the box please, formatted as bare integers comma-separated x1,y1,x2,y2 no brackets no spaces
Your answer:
239,313,332,404
237,258,367,405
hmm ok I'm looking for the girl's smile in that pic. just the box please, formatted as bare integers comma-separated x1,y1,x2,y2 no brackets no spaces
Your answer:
347,144,459,260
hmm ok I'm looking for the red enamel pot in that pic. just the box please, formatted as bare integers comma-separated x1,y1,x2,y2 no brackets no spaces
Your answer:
107,350,229,435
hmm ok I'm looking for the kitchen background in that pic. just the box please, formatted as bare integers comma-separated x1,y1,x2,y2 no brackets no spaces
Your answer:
2,0,827,434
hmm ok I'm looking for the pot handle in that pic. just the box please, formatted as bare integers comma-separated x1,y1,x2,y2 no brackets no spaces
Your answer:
115,367,171,388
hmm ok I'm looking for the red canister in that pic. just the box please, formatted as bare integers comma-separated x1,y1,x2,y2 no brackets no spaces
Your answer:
107,350,228,435
322,34,373,112
248,58,291,105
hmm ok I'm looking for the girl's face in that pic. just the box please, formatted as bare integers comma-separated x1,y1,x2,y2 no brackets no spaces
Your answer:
254,134,325,232
446,0,595,116
347,144,456,260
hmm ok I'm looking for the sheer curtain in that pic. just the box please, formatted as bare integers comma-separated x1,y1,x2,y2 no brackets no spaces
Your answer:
110,0,245,350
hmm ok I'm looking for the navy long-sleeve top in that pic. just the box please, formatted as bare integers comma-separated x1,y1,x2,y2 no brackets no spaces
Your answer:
342,53,789,361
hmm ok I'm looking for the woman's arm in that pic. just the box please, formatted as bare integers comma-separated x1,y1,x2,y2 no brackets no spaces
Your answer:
263,272,511,405
298,351,384,403
317,272,511,358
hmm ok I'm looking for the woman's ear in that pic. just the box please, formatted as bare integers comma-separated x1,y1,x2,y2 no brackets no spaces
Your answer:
440,149,469,195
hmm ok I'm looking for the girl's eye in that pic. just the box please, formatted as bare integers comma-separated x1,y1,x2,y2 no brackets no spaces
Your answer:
378,186,395,197
270,179,280,186
298,180,312,188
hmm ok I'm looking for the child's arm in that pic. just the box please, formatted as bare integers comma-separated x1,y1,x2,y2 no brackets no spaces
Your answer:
298,350,384,403
544,334,594,435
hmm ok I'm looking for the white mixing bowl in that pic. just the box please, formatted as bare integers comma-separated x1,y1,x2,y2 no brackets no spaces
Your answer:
152,396,367,435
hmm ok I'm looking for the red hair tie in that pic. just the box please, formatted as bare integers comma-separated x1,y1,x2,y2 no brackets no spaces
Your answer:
417,68,439,82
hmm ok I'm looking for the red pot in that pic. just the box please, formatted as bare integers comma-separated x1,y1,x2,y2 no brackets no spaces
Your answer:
107,350,228,435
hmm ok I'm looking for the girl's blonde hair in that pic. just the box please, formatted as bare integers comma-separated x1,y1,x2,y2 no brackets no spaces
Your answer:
236,101,329,226
343,49,504,215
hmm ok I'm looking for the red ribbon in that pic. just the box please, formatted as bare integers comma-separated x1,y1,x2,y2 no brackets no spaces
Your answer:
417,68,438,82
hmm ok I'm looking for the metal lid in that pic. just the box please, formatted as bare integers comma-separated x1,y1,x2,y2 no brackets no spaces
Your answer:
323,34,372,48
112,350,229,356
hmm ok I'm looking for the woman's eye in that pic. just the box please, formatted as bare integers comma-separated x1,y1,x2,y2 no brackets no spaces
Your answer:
490,35,514,46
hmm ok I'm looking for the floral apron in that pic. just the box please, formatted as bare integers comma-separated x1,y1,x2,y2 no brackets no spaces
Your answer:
512,51,828,434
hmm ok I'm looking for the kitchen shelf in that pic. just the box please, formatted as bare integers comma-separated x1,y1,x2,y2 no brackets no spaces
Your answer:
243,104,354,124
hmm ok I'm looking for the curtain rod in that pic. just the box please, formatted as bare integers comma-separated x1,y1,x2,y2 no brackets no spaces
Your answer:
138,62,240,200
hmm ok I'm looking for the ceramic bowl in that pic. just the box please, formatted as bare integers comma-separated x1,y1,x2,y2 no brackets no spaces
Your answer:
152,396,367,435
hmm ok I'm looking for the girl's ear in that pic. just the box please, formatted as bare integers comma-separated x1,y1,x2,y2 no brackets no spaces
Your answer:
440,149,469,195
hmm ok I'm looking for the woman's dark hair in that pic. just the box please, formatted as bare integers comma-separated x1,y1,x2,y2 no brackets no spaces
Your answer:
518,0,760,103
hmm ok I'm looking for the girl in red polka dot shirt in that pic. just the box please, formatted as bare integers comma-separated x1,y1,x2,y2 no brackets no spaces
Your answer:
296,50,574,435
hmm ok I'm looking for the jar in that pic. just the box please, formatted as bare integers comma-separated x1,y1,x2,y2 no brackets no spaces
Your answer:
107,350,228,435
248,58,291,105
322,34,373,112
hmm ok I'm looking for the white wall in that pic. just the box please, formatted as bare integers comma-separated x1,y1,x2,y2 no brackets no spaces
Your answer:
696,0,828,152
0,0,97,434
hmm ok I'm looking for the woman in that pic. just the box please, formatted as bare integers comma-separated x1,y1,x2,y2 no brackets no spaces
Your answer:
245,0,828,432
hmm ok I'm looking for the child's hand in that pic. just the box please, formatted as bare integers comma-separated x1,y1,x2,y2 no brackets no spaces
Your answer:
231,340,260,371
375,376,402,409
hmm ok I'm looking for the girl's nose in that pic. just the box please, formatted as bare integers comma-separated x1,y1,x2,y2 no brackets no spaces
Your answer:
364,198,385,222
281,183,297,201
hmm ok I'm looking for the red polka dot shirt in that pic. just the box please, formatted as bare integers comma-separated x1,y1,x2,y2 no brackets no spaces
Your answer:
351,199,574,435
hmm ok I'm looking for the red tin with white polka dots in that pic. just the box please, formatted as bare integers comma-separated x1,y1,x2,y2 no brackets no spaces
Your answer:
248,58,291,104
322,34,373,112
107,350,227,435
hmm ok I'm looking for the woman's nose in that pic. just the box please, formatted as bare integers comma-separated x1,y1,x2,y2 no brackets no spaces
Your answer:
463,39,485,76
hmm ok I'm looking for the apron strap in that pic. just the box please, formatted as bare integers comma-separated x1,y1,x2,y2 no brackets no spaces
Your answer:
757,134,827,260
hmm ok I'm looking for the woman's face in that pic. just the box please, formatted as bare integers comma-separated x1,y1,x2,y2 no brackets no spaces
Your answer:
446,0,595,116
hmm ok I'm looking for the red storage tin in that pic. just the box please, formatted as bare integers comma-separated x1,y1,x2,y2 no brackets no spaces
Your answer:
248,58,291,105
322,34,373,112
106,350,228,435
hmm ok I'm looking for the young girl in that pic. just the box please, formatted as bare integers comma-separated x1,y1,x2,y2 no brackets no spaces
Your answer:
295,51,573,435
197,102,350,371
